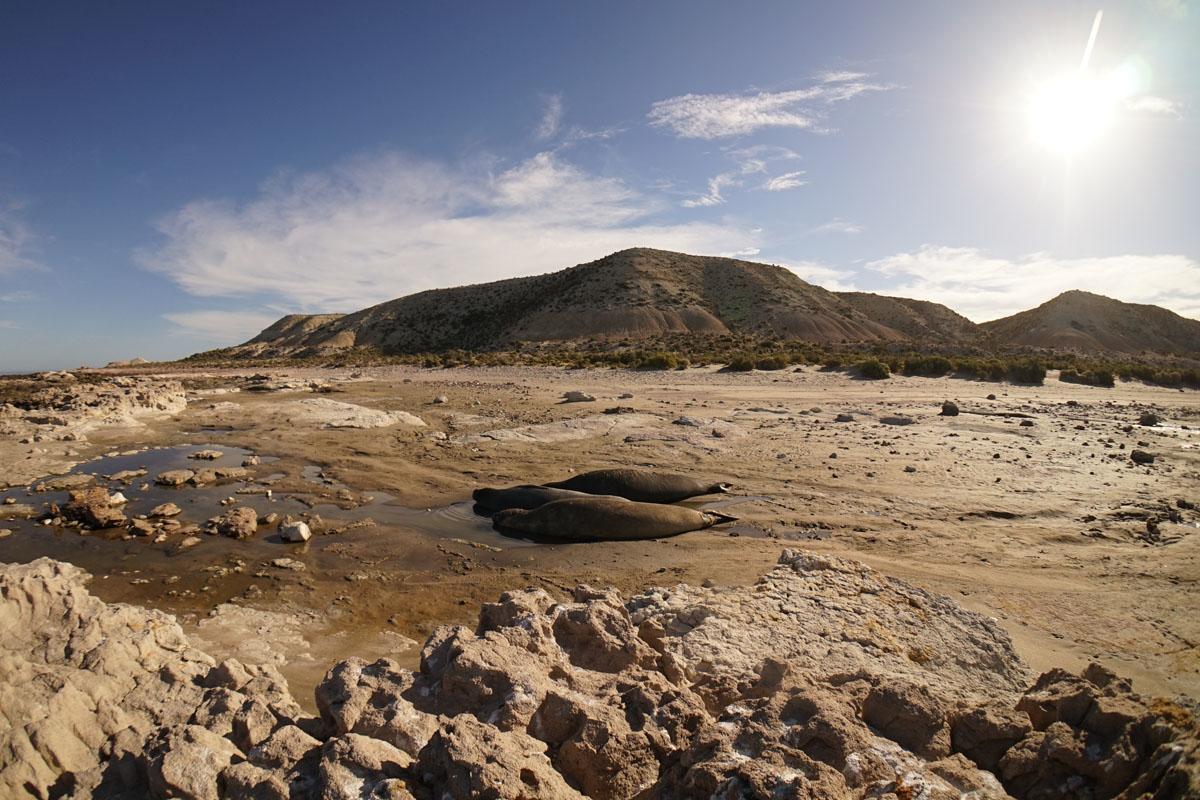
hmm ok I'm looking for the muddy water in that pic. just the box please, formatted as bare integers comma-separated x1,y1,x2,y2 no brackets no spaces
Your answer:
0,444,761,705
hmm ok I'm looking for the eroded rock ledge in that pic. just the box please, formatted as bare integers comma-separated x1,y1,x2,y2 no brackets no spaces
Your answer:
1,553,1196,799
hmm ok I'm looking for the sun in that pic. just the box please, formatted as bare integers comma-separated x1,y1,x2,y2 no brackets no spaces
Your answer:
1026,73,1119,155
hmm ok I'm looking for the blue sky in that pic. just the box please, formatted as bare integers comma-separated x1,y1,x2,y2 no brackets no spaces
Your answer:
1,1,1197,372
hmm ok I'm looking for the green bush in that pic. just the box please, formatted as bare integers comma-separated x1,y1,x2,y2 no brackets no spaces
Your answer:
820,357,843,371
639,351,678,370
1060,368,1115,388
1006,360,1046,385
858,359,891,380
726,354,756,372
755,355,789,370
903,355,953,376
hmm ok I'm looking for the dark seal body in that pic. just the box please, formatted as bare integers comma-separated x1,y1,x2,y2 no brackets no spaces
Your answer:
472,484,591,513
544,469,732,504
492,496,737,541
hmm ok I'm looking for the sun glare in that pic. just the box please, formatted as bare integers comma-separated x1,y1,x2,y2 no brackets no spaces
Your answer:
1026,73,1119,155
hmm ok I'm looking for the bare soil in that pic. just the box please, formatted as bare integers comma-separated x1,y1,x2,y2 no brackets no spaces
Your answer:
2,364,1197,706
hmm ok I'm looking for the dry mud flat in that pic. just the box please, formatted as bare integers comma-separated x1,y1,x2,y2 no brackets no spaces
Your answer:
0,366,1199,797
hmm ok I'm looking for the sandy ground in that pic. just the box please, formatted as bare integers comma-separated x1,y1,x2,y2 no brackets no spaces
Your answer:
2,364,1198,707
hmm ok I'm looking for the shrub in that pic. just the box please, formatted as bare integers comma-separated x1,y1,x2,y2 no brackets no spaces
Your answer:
639,351,678,370
903,355,953,376
726,354,756,372
1060,368,1115,388
755,355,789,371
1006,360,1046,385
858,359,891,380
821,357,843,371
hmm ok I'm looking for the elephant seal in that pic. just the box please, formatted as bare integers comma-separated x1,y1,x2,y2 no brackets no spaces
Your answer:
472,484,592,513
492,496,738,542
543,468,732,504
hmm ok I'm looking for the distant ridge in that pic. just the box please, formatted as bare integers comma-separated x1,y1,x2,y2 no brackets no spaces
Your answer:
980,290,1200,356
206,249,1199,360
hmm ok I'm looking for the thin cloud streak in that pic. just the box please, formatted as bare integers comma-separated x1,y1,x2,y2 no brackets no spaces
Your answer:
535,93,564,139
648,72,890,139
762,171,808,192
0,202,41,274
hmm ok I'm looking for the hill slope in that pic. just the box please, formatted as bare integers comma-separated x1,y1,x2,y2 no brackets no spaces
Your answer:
219,249,973,358
980,290,1200,356
839,292,980,342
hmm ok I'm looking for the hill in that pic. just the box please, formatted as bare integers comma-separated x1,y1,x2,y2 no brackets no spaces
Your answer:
839,291,980,342
980,290,1200,356
219,249,973,358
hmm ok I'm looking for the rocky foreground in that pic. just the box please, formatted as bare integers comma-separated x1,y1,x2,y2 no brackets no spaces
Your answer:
2,552,1196,800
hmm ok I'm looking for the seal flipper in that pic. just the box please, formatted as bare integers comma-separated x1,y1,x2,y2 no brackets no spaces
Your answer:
705,511,739,526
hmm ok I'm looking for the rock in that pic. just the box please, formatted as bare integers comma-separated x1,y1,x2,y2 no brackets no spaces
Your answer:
178,535,203,550
1019,419,1034,427
433,395,449,404
417,714,584,799
318,734,415,800
216,506,258,539
1139,411,1161,426
271,558,306,571
1131,450,1155,465
0,503,36,520
279,520,312,543
1,556,1196,800
242,455,261,466
834,412,854,422
144,724,244,800
189,449,224,460
156,469,196,487
150,502,183,518
562,391,595,403
109,491,129,504
284,398,425,429
250,724,320,770
940,400,960,416
0,529,10,538
219,762,290,800
64,486,127,528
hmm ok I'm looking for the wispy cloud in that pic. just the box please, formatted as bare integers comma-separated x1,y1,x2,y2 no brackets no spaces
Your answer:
162,310,282,342
140,150,758,320
684,146,805,206
648,72,890,139
0,290,32,302
535,93,564,140
0,319,19,330
762,171,808,192
1125,95,1183,118
866,246,1200,321
1146,0,1188,18
682,172,738,207
0,202,41,275
807,218,863,235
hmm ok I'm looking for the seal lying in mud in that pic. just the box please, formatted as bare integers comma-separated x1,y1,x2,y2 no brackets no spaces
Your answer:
471,484,591,513
492,496,737,541
544,468,732,503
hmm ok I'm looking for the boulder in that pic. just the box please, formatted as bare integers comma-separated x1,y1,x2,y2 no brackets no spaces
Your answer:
64,486,127,528
156,469,196,487
279,519,312,543
940,400,960,416
216,507,258,539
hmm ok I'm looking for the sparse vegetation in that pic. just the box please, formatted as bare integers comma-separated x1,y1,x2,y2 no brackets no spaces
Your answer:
857,359,891,380
1060,368,1115,388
